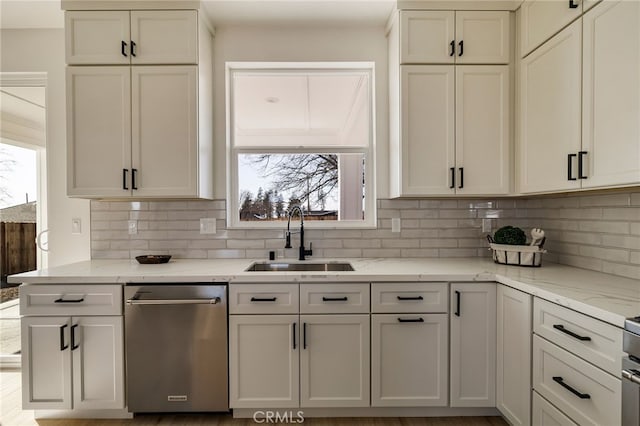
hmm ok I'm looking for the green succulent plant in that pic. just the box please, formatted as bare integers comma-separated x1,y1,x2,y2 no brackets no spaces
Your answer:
493,226,527,245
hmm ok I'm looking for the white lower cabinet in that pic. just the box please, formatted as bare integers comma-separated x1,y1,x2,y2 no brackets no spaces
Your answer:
532,391,577,426
449,283,496,407
21,316,124,410
300,315,370,407
229,315,299,408
371,313,448,407
496,285,532,426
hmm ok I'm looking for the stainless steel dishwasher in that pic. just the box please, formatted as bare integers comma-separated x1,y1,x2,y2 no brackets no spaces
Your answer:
124,284,228,412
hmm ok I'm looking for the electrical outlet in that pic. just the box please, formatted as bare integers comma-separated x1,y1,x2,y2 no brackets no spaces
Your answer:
71,218,81,234
128,220,138,235
482,218,492,233
200,218,217,234
391,217,401,233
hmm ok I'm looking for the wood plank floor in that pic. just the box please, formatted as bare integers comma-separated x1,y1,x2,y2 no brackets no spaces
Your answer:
0,370,507,426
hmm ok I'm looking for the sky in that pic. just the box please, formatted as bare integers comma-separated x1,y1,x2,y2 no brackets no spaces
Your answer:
0,142,38,209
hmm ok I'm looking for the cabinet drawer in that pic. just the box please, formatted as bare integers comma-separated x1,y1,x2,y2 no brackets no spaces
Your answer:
534,298,622,376
533,335,621,426
532,391,578,426
371,283,448,313
229,284,298,314
300,284,369,314
20,284,122,316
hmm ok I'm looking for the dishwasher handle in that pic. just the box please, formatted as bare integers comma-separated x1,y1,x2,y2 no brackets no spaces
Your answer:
126,297,221,305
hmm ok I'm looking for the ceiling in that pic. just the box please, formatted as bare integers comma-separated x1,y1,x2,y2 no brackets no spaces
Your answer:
0,0,395,29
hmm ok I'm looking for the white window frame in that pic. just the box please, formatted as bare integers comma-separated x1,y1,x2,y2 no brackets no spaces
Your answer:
226,62,376,229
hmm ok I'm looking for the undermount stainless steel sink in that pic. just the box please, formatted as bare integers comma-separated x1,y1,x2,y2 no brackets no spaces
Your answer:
245,262,354,272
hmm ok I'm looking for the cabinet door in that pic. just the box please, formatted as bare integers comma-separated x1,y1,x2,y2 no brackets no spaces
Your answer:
582,0,640,188
455,66,510,195
66,67,132,198
21,317,72,409
400,11,455,64
371,314,448,407
72,316,124,409
497,285,532,426
65,11,130,65
300,315,370,407
130,10,198,64
455,11,510,64
450,283,496,407
229,315,299,408
520,0,583,57
519,20,582,194
400,66,455,196
131,66,198,197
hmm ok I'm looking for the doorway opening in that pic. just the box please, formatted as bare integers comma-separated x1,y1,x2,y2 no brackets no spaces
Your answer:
0,73,48,368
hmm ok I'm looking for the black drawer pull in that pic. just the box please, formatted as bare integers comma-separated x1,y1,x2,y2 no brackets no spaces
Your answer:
131,40,137,57
578,151,588,179
398,317,424,323
250,297,277,302
449,40,455,57
553,324,591,341
458,167,464,189
458,40,464,56
553,376,590,399
54,297,85,303
455,290,461,317
397,296,424,301
322,296,348,302
292,322,297,350
60,324,68,351
303,322,307,350
449,167,455,189
122,168,129,190
71,324,79,350
569,0,579,8
568,153,577,181
132,168,138,190
121,40,127,57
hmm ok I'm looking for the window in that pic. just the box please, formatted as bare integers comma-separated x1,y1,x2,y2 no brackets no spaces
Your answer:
227,62,376,228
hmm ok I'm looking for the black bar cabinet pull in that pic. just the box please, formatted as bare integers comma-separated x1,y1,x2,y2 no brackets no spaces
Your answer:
458,167,464,189
569,0,579,8
458,40,464,56
292,322,297,350
567,153,577,181
54,297,85,303
455,290,461,316
397,295,424,301
71,324,79,350
322,296,348,302
553,376,590,399
121,40,127,57
578,151,588,179
122,169,128,190
553,324,591,341
132,168,138,190
450,167,456,189
303,322,307,349
59,324,68,351
398,317,424,323
449,40,455,57
131,41,137,57
250,297,277,302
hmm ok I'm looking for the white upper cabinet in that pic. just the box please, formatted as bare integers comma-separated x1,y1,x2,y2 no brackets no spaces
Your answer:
455,66,510,195
401,11,455,64
65,10,197,65
129,11,198,65
66,67,132,198
581,0,640,188
65,11,130,65
400,11,510,65
455,12,511,64
519,20,582,194
520,0,583,57
519,0,639,194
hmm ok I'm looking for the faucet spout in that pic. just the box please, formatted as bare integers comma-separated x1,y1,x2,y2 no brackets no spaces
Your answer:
285,206,312,260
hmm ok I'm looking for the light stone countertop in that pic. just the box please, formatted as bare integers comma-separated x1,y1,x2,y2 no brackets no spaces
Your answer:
9,257,640,328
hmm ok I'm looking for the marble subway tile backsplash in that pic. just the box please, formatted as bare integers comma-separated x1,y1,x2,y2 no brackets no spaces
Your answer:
90,190,640,280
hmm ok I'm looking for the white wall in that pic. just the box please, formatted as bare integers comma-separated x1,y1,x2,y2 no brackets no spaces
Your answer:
1,29,91,266
212,25,390,199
